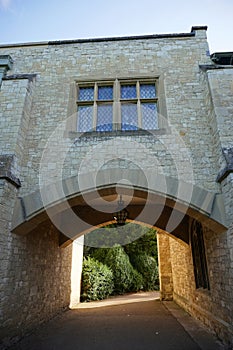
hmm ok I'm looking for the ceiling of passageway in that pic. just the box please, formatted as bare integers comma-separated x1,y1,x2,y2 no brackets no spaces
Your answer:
55,188,190,245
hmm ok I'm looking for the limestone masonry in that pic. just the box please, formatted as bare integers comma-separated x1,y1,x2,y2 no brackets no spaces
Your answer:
0,26,233,348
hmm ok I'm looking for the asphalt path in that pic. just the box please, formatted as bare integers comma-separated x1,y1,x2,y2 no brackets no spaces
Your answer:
8,292,223,350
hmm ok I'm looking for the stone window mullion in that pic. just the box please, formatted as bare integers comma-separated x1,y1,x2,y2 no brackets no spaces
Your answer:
113,79,119,131
92,83,98,130
137,81,142,129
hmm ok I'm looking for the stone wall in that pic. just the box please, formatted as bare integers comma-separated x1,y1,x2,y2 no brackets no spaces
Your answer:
0,66,74,348
0,27,220,197
157,232,173,300
207,69,233,149
0,219,72,349
168,226,233,347
0,26,233,347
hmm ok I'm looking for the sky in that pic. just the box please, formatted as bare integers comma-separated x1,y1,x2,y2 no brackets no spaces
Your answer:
0,0,232,53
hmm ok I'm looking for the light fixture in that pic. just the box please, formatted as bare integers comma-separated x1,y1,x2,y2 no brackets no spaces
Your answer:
113,195,129,225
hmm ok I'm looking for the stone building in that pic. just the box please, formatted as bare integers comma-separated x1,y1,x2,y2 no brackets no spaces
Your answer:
0,26,233,347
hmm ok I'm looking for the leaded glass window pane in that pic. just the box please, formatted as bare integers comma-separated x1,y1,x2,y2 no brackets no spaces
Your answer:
77,79,159,133
121,85,137,99
121,104,138,130
141,103,158,130
77,105,93,132
98,86,113,100
78,87,94,101
140,84,156,99
191,220,210,290
96,105,113,132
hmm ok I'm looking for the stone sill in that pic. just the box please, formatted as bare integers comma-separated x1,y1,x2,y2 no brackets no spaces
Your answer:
68,128,169,140
3,73,37,82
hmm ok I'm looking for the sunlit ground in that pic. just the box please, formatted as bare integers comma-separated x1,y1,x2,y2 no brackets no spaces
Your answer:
77,291,160,309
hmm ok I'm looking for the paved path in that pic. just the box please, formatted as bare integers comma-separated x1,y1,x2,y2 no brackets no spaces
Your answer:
9,292,223,350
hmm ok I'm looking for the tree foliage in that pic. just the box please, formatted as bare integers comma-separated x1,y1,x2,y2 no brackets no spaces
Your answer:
81,224,159,301
103,245,143,294
130,253,159,290
124,227,158,262
81,257,114,302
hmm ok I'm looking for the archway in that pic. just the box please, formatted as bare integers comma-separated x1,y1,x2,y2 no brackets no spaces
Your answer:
10,171,229,342
11,170,227,303
12,170,227,243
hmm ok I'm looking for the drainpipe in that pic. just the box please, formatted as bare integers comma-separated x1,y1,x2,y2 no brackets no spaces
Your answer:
0,55,13,88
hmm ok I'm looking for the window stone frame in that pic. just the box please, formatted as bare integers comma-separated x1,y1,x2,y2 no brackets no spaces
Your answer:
75,78,160,133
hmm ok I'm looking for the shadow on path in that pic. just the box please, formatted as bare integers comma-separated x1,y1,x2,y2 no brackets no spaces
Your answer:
8,292,224,350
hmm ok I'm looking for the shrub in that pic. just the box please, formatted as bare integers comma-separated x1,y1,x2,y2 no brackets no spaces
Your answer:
131,253,159,291
130,268,144,292
91,247,109,263
124,228,158,262
81,257,114,302
82,226,159,299
104,245,143,294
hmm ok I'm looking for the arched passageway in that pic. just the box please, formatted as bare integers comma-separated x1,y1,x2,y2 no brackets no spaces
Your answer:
9,170,232,345
12,170,226,244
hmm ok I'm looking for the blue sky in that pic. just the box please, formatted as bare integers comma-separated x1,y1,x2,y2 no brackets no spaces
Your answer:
0,0,232,53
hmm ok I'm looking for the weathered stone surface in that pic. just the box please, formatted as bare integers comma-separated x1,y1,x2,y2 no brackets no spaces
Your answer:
0,26,233,348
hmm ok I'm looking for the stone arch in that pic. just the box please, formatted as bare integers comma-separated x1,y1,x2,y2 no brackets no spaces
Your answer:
12,169,227,246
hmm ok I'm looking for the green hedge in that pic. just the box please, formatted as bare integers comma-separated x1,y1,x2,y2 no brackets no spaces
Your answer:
104,245,143,294
91,247,109,263
81,257,114,302
130,253,159,291
124,227,158,262
82,225,159,301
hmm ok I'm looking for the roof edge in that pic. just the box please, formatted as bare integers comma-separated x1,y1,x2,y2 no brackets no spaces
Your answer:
47,31,195,46
0,26,206,48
